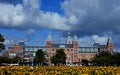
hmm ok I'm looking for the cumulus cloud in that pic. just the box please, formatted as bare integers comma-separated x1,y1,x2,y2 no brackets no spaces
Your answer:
1,0,120,49
92,35,108,44
60,0,120,49
62,0,120,35
0,0,70,31
0,0,16,4
1,0,120,35
79,35,108,46
4,39,10,45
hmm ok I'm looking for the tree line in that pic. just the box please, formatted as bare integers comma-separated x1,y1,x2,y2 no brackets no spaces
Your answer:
35,49,120,66
34,49,66,66
91,51,120,66
0,56,19,65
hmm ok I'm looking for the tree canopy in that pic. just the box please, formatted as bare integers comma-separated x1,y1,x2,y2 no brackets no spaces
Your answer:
50,49,66,65
91,51,120,66
0,56,19,65
112,53,120,66
0,34,5,51
0,34,4,42
34,49,45,66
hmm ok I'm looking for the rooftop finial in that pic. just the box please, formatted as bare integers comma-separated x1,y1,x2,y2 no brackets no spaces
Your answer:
74,34,78,41
47,32,53,42
107,37,113,44
68,32,70,35
66,32,72,44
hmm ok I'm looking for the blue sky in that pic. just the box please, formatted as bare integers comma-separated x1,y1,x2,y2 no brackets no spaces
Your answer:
0,0,120,52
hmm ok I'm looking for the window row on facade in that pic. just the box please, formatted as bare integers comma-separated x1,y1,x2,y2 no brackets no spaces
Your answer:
52,48,73,52
24,47,46,52
78,47,98,53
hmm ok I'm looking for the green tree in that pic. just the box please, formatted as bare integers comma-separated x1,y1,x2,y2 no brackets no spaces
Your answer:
0,34,5,51
10,57,19,63
51,49,66,65
0,56,9,64
50,56,58,65
34,49,45,66
113,53,120,66
91,51,112,66
0,56,20,65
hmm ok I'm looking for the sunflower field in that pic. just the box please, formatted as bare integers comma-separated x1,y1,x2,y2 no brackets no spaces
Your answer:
0,66,120,75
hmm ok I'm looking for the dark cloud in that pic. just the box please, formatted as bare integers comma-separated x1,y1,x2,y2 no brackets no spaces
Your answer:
0,0,16,4
62,0,120,36
61,30,97,38
0,0,22,4
1,0,120,51
1,0,120,37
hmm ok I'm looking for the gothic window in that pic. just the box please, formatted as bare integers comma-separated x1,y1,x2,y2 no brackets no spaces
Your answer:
91,48,94,53
29,48,33,51
94,48,98,52
25,48,29,51
59,45,65,48
9,53,16,57
78,48,82,52
82,48,85,52
86,48,90,52
34,48,37,51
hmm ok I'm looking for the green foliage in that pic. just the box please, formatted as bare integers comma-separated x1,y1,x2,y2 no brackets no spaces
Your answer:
91,52,113,66
0,56,9,63
50,56,57,65
34,49,45,66
0,43,5,51
0,56,19,65
0,34,4,42
50,49,66,65
10,57,19,63
0,34,5,51
112,53,120,66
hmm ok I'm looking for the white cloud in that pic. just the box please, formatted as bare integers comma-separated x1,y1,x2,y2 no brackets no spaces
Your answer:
92,35,108,44
68,15,78,25
1,0,120,34
62,0,120,33
0,0,120,33
0,3,24,27
4,39,10,45
27,29,34,34
79,36,93,47
79,35,108,47
0,0,70,30
36,12,70,30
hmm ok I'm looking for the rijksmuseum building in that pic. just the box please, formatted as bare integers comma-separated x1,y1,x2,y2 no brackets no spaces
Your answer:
3,33,114,64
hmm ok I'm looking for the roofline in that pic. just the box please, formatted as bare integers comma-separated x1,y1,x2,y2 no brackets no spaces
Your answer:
78,47,98,48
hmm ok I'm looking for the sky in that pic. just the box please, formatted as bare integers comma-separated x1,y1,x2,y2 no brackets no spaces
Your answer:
0,0,120,52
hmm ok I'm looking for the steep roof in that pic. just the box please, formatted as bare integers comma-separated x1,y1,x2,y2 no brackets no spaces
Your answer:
99,45,107,48
107,37,113,44
52,43,73,48
93,43,100,47
46,32,53,42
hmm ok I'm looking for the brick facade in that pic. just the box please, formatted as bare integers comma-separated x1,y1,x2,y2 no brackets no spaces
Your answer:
46,33,114,64
3,33,114,64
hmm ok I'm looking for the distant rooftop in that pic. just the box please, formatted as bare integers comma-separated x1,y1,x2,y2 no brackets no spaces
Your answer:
52,43,73,48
